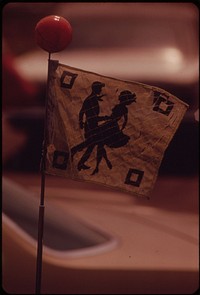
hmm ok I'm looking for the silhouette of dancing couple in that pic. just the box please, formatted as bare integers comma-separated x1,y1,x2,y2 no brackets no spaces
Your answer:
71,81,136,175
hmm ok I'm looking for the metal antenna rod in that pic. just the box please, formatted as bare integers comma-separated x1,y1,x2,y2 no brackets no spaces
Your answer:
35,52,51,294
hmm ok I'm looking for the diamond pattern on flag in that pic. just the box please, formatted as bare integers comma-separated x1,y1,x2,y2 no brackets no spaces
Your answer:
45,60,188,198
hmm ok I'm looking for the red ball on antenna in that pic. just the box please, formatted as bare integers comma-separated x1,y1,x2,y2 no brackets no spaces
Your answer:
35,15,72,53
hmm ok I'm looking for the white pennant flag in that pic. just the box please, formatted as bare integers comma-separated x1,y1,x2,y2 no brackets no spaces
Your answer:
45,60,188,198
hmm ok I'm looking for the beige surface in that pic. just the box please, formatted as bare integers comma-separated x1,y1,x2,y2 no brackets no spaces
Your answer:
2,173,199,293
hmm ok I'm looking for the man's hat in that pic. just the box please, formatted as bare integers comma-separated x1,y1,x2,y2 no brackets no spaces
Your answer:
92,81,105,89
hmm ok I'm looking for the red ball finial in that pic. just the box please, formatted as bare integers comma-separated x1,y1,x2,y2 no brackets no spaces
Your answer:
35,15,72,53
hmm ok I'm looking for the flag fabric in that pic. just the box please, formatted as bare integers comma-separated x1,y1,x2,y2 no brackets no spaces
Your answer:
45,60,188,198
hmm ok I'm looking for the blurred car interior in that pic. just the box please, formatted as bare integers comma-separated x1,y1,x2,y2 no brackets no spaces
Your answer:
2,3,199,294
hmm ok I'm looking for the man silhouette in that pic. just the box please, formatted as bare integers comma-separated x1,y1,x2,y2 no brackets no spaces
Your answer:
71,81,108,170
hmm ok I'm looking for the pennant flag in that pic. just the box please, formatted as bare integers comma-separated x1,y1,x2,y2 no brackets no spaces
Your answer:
45,60,188,198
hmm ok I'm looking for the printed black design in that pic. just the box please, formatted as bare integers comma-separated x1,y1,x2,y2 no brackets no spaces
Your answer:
71,82,137,175
124,169,144,187
60,71,78,89
53,150,69,170
153,91,174,116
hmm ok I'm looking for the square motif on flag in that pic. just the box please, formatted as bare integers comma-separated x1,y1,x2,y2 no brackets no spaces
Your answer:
125,169,144,187
60,71,78,89
52,150,69,170
153,94,174,116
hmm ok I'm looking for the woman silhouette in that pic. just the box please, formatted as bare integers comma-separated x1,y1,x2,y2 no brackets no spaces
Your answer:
91,90,136,175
